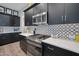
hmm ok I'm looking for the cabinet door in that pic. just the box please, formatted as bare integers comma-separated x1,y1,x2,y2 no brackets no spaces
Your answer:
25,8,33,26
48,3,65,25
9,16,15,26
38,3,47,13
10,16,20,26
33,4,41,15
33,3,47,15
65,3,79,23
0,14,10,26
14,16,20,26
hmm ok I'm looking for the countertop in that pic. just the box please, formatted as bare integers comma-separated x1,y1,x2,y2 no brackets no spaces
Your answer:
0,31,21,34
42,37,79,54
20,33,33,37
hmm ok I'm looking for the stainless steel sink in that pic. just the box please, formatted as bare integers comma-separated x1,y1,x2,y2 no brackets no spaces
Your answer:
29,34,42,38
29,34,50,39
27,34,50,44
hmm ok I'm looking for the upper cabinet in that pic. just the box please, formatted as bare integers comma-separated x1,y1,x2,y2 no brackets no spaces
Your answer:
13,10,18,16
48,3,65,25
0,6,20,26
0,13,20,26
48,3,79,25
33,3,47,25
24,3,79,26
0,6,19,16
0,14,10,26
10,16,20,26
6,8,12,15
65,3,79,23
33,3,47,15
25,8,33,26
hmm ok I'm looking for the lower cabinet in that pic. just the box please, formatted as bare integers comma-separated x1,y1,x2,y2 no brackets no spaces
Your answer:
42,42,79,56
0,33,21,46
20,36,42,56
20,36,27,54
26,40,42,56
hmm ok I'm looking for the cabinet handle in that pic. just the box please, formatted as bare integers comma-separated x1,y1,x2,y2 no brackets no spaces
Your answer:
47,47,54,51
62,16,63,21
65,16,66,21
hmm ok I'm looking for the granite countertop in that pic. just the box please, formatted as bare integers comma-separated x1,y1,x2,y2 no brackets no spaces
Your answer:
42,37,79,54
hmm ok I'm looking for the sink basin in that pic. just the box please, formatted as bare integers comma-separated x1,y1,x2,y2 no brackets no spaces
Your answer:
29,34,43,38
27,34,51,44
29,34,50,40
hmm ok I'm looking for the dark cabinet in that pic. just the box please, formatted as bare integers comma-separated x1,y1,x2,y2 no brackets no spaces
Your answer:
33,3,47,15
9,16,20,26
13,16,20,26
0,33,21,46
48,3,79,25
10,16,20,26
0,13,20,26
24,3,47,26
25,8,33,26
24,3,79,25
42,42,79,56
65,3,79,23
33,4,41,15
10,16,15,26
0,14,10,26
48,3,65,25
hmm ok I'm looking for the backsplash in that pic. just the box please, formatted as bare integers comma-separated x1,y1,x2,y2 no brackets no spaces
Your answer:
24,23,79,40
0,27,20,34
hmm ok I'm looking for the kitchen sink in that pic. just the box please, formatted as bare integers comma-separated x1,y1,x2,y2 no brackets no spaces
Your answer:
28,34,51,44
29,34,42,38
29,34,50,40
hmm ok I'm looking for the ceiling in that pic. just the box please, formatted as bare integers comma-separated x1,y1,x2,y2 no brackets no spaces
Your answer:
0,3,28,11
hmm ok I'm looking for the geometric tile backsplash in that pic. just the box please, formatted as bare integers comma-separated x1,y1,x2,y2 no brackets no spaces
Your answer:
25,23,79,40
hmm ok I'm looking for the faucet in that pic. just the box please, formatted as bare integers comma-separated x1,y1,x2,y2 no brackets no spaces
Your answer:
33,28,36,35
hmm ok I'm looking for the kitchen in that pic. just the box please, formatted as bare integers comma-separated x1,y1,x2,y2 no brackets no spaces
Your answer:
0,3,79,56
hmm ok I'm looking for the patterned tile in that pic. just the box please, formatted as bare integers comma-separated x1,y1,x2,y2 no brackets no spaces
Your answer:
25,23,79,41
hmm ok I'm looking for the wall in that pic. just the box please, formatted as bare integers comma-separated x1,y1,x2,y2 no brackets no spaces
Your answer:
24,23,79,41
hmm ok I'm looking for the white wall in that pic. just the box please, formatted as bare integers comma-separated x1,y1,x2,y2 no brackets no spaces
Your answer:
19,3,33,32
